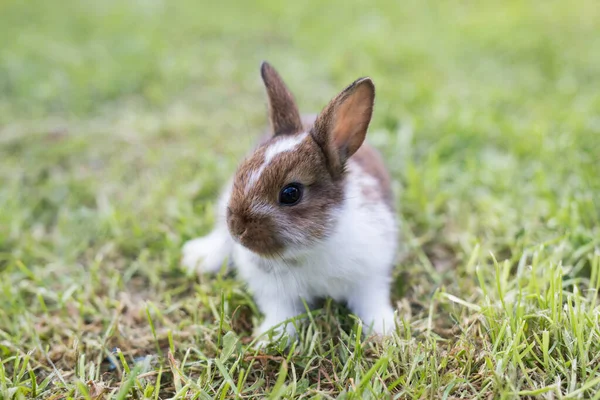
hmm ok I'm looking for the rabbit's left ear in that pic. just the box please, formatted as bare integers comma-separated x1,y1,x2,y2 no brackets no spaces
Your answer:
260,61,303,136
311,77,375,177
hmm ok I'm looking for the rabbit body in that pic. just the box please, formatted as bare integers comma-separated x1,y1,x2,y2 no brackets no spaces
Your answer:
182,62,398,342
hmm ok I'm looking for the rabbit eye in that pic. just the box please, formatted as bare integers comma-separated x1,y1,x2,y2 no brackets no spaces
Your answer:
279,183,303,206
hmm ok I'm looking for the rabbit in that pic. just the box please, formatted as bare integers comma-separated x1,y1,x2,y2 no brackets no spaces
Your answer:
182,62,398,344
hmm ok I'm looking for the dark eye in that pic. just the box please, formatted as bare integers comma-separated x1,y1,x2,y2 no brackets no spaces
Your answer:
279,183,303,206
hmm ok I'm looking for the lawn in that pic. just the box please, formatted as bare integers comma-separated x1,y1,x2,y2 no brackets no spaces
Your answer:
1,0,600,398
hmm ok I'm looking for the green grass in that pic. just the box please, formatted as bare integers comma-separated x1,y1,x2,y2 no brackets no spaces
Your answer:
1,0,600,398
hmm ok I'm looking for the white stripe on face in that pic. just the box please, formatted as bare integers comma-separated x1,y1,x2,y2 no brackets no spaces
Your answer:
245,132,308,192
250,201,277,216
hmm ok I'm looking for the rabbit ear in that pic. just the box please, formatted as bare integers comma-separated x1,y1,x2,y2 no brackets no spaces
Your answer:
311,77,375,178
261,62,303,136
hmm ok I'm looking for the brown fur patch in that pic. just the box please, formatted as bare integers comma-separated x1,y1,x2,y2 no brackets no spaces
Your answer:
352,144,394,209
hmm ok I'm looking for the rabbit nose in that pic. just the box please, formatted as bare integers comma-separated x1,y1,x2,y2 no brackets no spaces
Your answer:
236,224,248,238
228,213,248,238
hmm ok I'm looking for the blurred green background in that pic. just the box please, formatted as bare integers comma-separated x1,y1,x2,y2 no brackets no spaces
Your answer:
1,0,600,397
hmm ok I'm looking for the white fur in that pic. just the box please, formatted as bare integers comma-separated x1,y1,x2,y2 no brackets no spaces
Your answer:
182,160,398,343
181,226,232,273
245,132,308,192
264,132,308,162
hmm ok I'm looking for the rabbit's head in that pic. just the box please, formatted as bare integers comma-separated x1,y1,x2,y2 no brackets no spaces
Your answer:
226,62,375,258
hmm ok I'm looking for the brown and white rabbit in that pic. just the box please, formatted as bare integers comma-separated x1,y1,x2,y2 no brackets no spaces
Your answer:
182,62,398,343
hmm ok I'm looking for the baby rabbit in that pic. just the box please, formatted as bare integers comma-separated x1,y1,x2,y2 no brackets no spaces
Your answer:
182,62,398,343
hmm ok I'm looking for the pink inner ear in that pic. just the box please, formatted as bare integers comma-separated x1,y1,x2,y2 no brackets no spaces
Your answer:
331,83,373,157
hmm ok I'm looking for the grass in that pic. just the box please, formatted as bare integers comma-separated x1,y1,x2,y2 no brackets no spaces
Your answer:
1,0,600,398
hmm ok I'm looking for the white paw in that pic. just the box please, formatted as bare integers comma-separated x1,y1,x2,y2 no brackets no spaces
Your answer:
181,231,230,274
252,320,297,349
364,308,396,337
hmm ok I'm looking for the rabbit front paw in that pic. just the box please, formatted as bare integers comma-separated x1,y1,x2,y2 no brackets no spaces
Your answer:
181,229,231,274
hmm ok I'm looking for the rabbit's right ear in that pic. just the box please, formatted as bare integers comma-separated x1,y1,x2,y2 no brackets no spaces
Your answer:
261,62,303,136
311,77,375,179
